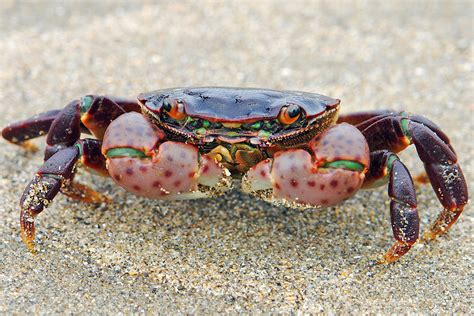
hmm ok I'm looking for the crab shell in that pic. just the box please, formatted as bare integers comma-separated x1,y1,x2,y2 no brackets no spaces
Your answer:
138,87,341,122
136,87,342,150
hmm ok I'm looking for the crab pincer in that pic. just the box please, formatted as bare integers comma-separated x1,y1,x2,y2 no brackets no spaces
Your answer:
243,123,370,208
102,112,232,200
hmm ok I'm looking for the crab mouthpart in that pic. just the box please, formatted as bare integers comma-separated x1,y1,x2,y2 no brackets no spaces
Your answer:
222,122,242,128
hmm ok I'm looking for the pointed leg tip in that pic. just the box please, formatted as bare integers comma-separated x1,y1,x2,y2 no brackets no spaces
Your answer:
61,182,111,204
377,255,398,265
422,231,438,241
20,231,37,254
20,141,39,153
380,241,413,264
20,209,37,254
423,206,464,242
20,224,37,254
89,191,111,204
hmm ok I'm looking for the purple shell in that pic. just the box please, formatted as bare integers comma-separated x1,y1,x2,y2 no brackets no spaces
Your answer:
138,87,340,122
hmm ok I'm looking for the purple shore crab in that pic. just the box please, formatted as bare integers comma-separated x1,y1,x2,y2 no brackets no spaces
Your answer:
2,87,468,263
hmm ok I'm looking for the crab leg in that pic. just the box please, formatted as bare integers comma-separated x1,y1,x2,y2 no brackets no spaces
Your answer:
337,110,392,126
5,96,142,253
42,100,83,159
78,95,140,140
2,109,61,151
102,112,233,200
352,111,468,240
1,96,140,159
19,139,108,252
44,96,140,159
364,150,420,263
242,123,370,208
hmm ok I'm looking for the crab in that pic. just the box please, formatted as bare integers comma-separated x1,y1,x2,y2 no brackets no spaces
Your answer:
2,87,468,263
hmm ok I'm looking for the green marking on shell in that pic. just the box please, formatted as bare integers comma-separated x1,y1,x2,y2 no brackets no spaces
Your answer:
250,122,262,129
80,96,94,113
74,143,83,156
387,154,398,170
324,160,365,172
400,118,411,141
42,173,63,181
196,127,207,135
258,130,271,138
106,148,147,158
183,116,194,126
202,120,211,128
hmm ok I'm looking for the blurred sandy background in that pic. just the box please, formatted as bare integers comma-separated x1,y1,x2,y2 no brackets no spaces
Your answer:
0,0,472,313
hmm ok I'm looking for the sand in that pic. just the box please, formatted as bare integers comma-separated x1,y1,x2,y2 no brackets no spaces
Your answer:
0,1,472,313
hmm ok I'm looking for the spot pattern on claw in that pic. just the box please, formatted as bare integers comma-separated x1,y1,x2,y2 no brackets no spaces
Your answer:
270,149,364,207
242,123,370,208
310,122,370,167
106,142,199,199
242,159,273,193
102,112,164,155
105,141,232,200
198,155,230,187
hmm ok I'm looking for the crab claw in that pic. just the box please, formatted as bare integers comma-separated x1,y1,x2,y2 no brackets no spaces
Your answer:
103,112,233,200
242,123,370,208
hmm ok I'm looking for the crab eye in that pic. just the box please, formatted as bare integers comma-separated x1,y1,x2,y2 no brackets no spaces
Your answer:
278,104,301,125
163,99,187,120
162,99,172,112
